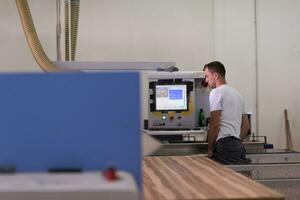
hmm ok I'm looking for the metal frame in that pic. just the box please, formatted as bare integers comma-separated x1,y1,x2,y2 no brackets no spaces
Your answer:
228,163,300,179
247,152,300,164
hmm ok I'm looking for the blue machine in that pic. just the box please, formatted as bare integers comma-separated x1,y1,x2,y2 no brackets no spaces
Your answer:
0,72,141,185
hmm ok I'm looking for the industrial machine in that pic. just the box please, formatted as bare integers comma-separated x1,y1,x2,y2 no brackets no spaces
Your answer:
0,73,141,200
144,71,211,149
147,71,210,131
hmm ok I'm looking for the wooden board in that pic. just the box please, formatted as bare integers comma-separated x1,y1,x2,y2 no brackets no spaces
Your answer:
284,109,293,151
143,156,284,200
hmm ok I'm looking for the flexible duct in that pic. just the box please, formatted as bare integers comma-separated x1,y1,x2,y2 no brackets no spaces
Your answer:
16,0,64,72
65,0,80,61
70,0,80,61
65,0,70,61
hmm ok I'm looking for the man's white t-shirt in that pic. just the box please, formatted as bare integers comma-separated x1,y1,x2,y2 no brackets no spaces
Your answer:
209,84,246,141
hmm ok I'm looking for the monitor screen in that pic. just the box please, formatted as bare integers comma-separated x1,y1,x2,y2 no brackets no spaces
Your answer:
155,84,188,111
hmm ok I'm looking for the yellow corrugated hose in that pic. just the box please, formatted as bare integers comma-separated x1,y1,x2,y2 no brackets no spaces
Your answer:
65,0,70,61
16,0,65,72
65,0,80,61
70,0,80,61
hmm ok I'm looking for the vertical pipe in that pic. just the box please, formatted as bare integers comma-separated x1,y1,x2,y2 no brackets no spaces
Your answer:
56,0,62,61
212,0,216,60
254,0,259,136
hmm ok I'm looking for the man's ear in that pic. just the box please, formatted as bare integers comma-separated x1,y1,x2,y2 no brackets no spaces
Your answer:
213,72,219,80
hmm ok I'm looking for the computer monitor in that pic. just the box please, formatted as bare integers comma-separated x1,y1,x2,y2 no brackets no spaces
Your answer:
155,84,188,111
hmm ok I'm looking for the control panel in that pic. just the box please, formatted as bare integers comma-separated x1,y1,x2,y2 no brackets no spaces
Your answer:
147,71,210,130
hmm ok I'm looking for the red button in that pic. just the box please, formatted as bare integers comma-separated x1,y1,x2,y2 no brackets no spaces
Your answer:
103,167,119,181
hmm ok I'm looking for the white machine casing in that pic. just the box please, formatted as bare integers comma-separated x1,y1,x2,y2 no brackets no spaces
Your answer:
0,171,138,200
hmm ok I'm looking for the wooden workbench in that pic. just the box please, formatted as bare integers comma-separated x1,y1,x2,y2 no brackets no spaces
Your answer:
143,156,284,200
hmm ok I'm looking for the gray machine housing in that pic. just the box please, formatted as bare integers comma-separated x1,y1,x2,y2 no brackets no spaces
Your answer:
148,71,210,130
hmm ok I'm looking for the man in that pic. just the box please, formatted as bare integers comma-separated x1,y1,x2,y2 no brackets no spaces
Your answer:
203,61,250,164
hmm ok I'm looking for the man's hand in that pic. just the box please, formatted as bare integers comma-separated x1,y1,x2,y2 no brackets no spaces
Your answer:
207,150,213,158
207,110,220,159
240,114,250,140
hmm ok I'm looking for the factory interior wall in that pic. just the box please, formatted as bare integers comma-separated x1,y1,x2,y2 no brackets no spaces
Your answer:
76,0,214,68
256,0,300,150
0,0,299,150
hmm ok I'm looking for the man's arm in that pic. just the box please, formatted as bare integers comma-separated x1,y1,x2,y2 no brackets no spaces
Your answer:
240,114,250,140
207,110,221,158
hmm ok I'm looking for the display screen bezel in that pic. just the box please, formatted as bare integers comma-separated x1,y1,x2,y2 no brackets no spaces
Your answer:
154,83,189,111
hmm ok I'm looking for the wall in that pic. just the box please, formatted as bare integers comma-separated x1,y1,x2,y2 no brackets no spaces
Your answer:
256,0,300,150
77,0,214,70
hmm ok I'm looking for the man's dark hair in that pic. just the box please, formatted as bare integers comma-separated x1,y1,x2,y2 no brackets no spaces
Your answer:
203,61,226,78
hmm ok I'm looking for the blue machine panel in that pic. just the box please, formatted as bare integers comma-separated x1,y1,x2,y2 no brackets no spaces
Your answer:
0,72,141,184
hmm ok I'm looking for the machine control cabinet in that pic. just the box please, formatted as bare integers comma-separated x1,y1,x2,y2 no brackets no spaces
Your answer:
148,71,210,130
